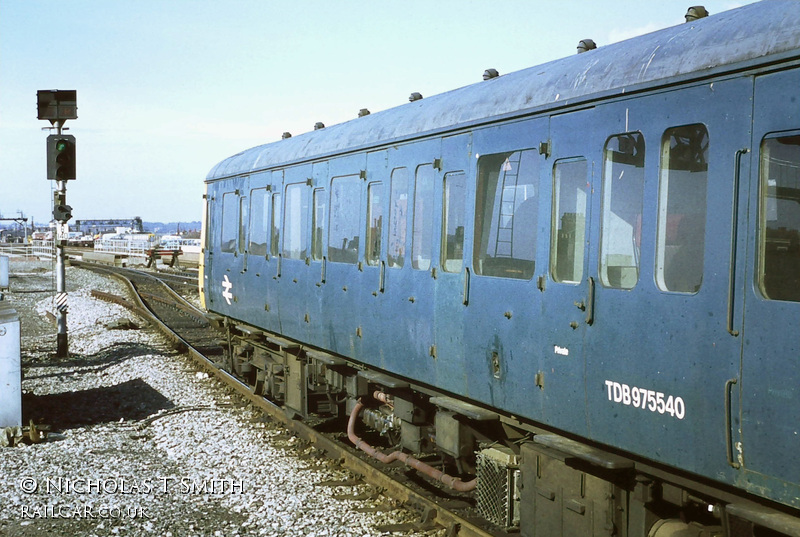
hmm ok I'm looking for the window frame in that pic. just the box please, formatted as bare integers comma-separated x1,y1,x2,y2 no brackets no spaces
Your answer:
220,191,238,254
550,157,589,285
442,171,466,273
472,149,539,280
312,187,327,261
654,123,710,294
387,167,409,269
238,195,248,255
270,192,282,258
757,131,800,302
366,181,384,266
282,182,310,260
247,187,270,258
328,174,362,265
412,164,435,271
598,132,646,290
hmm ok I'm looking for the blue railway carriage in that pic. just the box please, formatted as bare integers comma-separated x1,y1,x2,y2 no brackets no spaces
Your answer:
202,2,800,535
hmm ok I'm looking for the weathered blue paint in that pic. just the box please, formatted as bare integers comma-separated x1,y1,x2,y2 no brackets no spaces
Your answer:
204,1,800,514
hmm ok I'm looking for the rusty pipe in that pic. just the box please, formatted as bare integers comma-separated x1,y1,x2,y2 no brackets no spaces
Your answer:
347,400,477,492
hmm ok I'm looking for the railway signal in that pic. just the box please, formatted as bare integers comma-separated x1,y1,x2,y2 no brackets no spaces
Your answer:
37,90,77,122
38,89,77,359
46,134,76,181
52,191,72,222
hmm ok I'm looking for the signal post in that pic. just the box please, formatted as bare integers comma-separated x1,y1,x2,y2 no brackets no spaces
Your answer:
37,90,77,358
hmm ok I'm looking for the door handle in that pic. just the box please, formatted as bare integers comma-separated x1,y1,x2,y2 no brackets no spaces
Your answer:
463,267,470,305
378,260,385,293
727,148,748,337
585,276,595,325
725,377,741,469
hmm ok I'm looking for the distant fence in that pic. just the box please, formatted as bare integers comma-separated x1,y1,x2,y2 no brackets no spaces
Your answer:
0,241,54,259
94,239,155,264
33,241,55,258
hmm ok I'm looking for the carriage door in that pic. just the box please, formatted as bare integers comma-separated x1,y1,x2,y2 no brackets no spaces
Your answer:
376,140,440,380
209,177,248,315
433,133,471,388
539,109,596,434
323,154,367,358
358,150,388,363
462,119,547,412
739,68,800,501
201,183,213,307
278,165,313,341
306,161,329,348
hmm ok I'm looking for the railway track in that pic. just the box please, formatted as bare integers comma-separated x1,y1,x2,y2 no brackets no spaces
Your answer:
74,261,504,537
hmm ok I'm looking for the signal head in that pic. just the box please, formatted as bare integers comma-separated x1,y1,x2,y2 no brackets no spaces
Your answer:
47,134,76,180
52,191,73,222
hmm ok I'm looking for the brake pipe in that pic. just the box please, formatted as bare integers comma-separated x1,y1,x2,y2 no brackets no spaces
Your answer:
347,399,477,492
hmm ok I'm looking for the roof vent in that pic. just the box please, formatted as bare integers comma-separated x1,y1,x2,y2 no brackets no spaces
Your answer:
358,108,370,117
577,39,597,53
482,68,499,81
685,6,709,21
282,132,292,139
409,92,423,102
314,122,325,130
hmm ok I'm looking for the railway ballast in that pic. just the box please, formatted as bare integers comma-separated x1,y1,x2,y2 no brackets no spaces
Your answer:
0,260,439,536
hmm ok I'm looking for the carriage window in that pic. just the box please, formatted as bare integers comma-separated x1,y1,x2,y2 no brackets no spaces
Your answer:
312,188,326,260
270,193,281,257
413,164,435,270
551,158,588,284
283,183,309,260
366,182,383,266
221,192,238,254
329,175,361,264
442,172,466,273
474,150,538,279
759,134,800,302
656,124,709,293
248,188,269,257
238,196,248,255
388,168,408,268
600,133,645,289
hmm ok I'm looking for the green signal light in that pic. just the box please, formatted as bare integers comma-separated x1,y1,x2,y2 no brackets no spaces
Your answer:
46,134,75,180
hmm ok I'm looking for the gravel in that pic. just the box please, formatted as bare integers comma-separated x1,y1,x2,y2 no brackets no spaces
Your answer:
0,258,440,537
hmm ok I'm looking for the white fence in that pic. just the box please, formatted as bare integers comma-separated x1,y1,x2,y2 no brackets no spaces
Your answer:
94,238,155,264
33,241,55,258
0,241,54,259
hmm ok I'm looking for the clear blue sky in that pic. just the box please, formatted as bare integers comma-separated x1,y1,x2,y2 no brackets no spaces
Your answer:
0,1,751,226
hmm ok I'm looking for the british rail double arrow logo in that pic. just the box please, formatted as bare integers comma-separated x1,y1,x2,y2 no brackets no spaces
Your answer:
222,275,233,305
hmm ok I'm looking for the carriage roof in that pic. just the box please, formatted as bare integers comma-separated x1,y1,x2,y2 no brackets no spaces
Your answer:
207,1,800,181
